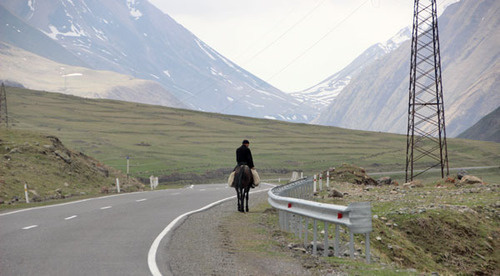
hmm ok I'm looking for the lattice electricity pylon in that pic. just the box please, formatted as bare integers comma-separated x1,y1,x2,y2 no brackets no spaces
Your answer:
405,0,449,182
0,83,8,128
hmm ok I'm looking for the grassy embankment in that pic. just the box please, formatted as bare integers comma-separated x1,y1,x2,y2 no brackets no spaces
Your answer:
0,128,143,209
224,165,499,275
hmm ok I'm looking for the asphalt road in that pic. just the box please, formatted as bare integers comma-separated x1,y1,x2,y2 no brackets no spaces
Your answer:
0,183,270,276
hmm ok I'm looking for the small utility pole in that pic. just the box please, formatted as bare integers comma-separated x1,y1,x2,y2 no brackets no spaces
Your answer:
126,156,130,179
0,83,8,128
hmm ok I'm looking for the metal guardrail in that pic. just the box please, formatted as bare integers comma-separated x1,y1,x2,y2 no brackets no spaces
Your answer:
268,177,372,263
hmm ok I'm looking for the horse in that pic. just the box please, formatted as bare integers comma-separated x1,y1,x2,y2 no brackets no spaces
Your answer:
233,165,254,213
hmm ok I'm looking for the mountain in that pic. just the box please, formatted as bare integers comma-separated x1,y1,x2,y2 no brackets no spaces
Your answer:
315,0,500,137
0,0,312,121
0,4,87,68
0,42,185,108
458,107,500,143
292,27,411,112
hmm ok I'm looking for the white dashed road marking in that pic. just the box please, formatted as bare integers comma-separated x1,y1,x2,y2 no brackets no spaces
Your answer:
100,206,112,210
136,199,147,202
64,215,77,220
22,225,38,230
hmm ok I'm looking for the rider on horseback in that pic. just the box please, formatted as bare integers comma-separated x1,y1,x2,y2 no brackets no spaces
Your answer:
236,139,254,169
235,139,259,188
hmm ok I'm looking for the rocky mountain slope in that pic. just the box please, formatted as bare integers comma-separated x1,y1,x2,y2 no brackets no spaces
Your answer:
0,0,312,122
315,0,500,137
458,106,500,143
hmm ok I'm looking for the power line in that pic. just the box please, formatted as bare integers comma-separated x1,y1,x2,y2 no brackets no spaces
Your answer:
177,0,328,105
240,0,329,65
220,0,370,114
266,0,370,83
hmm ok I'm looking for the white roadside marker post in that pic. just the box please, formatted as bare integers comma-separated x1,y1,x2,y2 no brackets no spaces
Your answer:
24,183,29,203
116,178,120,193
326,170,330,187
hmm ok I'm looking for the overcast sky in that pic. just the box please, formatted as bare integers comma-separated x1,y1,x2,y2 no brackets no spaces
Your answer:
148,0,458,92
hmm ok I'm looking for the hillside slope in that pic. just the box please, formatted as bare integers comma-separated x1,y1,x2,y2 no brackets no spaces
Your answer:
5,87,499,182
0,42,185,108
458,106,500,143
316,0,500,137
0,129,143,205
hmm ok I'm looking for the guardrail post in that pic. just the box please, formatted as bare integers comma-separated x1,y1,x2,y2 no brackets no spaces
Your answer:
299,216,303,239
365,233,371,263
334,225,340,257
278,211,283,230
313,175,317,193
313,219,318,255
294,215,299,237
323,221,329,257
284,212,289,232
304,217,309,248
349,231,354,258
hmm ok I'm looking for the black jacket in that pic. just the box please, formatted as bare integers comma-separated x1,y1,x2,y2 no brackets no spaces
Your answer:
236,145,254,168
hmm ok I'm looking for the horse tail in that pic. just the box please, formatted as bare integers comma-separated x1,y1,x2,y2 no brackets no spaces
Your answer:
237,165,244,189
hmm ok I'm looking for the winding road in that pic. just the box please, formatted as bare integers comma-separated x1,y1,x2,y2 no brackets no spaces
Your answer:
0,184,271,275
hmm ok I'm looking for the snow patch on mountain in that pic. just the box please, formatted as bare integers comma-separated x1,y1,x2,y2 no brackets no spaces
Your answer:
44,23,87,40
380,27,411,53
126,0,143,20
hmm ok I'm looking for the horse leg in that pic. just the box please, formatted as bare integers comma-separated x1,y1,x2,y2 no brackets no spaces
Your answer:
235,187,241,212
245,187,250,212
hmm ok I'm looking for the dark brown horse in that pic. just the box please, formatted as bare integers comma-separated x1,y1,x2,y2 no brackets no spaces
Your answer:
233,165,253,212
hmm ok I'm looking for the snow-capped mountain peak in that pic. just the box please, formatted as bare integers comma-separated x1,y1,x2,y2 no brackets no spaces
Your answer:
290,26,411,113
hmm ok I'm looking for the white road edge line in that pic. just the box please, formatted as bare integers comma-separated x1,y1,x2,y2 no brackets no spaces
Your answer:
65,215,77,220
100,206,112,210
22,225,38,230
136,199,147,202
147,184,275,276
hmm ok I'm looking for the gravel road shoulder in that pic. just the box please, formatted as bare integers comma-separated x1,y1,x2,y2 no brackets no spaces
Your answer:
162,190,318,275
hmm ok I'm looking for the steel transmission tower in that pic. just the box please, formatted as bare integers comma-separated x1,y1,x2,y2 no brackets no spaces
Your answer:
406,0,449,182
0,83,7,128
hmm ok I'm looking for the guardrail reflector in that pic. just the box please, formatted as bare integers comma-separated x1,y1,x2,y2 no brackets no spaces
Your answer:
288,203,292,208
338,213,343,219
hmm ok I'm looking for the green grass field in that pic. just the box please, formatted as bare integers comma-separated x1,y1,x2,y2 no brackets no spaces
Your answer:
5,87,499,183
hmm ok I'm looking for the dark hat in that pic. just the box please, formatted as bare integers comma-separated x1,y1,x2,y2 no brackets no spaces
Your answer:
242,139,250,144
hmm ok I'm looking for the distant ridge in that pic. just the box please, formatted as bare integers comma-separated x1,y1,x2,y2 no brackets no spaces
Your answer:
458,107,500,143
